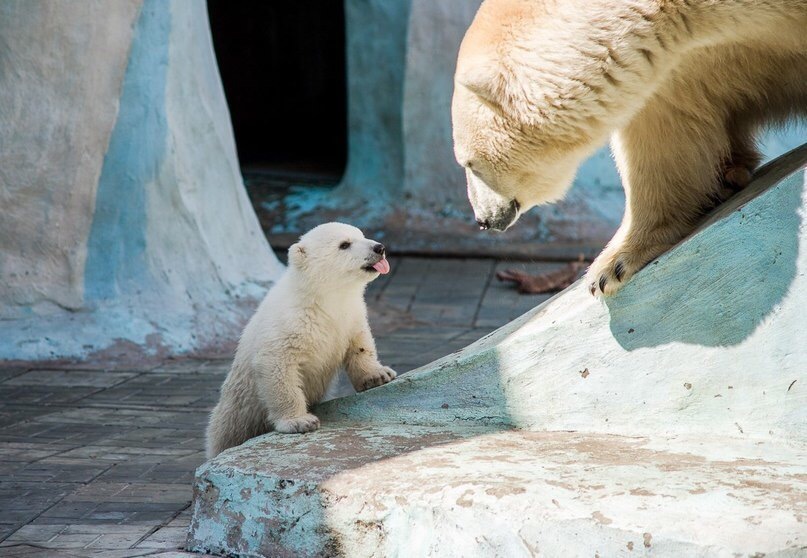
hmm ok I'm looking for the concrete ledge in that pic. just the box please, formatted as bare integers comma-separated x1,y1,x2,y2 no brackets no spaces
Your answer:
189,426,805,557
188,147,807,557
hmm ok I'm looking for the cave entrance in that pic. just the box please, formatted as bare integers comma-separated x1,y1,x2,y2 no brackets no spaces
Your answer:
207,0,347,188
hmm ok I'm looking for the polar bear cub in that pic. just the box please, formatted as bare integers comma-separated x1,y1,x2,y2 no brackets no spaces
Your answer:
206,223,396,458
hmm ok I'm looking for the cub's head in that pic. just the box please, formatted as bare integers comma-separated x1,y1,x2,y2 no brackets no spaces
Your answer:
451,0,602,231
288,223,390,286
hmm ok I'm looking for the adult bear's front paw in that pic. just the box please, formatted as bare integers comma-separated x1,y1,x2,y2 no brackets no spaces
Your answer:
356,365,397,392
274,413,320,434
586,240,671,297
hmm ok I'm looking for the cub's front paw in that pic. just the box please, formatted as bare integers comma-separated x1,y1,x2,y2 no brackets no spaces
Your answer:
587,241,671,297
356,365,397,392
274,413,320,434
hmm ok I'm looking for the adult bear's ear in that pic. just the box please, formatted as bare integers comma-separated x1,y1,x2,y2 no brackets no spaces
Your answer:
456,57,505,106
288,242,307,270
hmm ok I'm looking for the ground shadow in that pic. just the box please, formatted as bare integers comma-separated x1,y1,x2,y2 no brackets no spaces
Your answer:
606,147,806,349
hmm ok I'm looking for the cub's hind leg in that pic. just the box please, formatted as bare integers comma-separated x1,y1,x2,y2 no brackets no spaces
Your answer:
206,375,268,458
254,356,320,434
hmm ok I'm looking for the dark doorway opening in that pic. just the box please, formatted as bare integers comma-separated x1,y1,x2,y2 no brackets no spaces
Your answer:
207,1,347,187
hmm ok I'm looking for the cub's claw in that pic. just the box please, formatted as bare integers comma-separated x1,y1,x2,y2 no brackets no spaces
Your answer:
274,413,320,434
357,366,397,392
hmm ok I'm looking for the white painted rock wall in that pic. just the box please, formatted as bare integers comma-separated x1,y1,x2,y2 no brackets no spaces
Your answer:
0,0,282,363
0,0,141,317
188,149,807,557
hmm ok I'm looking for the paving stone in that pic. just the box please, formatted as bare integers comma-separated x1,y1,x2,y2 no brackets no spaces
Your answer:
0,443,66,463
0,384,97,405
6,370,138,389
0,510,40,525
0,406,58,430
134,526,187,549
0,544,72,558
26,533,104,549
34,408,179,427
0,368,30,383
0,523,16,541
63,483,190,505
82,528,152,550
474,261,560,327
4,524,68,543
14,462,112,484
38,501,99,521
80,375,223,409
0,482,76,530
149,360,221,375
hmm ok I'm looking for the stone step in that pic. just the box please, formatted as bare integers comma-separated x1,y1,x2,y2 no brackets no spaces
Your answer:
188,425,805,557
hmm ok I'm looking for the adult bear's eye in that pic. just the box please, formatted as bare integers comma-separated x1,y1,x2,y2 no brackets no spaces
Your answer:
339,241,351,250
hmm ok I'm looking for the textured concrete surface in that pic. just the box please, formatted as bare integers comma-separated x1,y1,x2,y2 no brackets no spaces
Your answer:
0,254,553,557
0,0,282,363
188,152,807,557
191,428,805,558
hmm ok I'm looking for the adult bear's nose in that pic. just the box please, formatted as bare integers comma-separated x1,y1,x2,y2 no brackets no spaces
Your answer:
373,243,385,255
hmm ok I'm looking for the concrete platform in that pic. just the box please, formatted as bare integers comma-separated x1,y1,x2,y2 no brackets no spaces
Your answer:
187,147,807,557
189,426,805,557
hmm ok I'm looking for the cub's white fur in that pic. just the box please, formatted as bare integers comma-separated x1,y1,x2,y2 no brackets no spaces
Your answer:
452,0,807,295
206,223,396,458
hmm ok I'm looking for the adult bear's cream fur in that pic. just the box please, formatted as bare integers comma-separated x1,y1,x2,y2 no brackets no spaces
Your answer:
206,223,395,458
452,0,807,295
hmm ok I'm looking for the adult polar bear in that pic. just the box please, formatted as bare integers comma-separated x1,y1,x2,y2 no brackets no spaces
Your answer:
452,0,807,296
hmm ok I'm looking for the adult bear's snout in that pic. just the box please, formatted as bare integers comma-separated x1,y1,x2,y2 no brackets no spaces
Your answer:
475,199,520,232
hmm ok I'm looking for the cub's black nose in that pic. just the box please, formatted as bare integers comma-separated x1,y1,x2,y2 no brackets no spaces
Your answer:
373,243,385,255
476,218,490,231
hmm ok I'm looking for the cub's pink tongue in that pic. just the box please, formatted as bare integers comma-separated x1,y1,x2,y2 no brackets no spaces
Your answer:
372,258,390,275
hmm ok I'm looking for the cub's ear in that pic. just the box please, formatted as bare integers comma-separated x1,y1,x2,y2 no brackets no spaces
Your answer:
288,242,307,269
456,58,505,105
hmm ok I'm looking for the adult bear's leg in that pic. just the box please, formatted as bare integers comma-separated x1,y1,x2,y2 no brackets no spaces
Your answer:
587,88,732,296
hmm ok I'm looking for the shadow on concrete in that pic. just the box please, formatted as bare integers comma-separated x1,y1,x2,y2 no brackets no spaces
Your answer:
607,146,806,349
316,344,513,429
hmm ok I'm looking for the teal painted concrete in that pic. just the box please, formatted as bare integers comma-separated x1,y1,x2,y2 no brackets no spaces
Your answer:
340,0,412,201
85,0,169,301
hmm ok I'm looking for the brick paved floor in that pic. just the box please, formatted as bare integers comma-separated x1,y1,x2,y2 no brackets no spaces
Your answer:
0,257,570,557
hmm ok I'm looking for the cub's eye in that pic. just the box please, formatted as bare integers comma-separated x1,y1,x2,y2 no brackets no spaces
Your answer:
339,241,351,250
